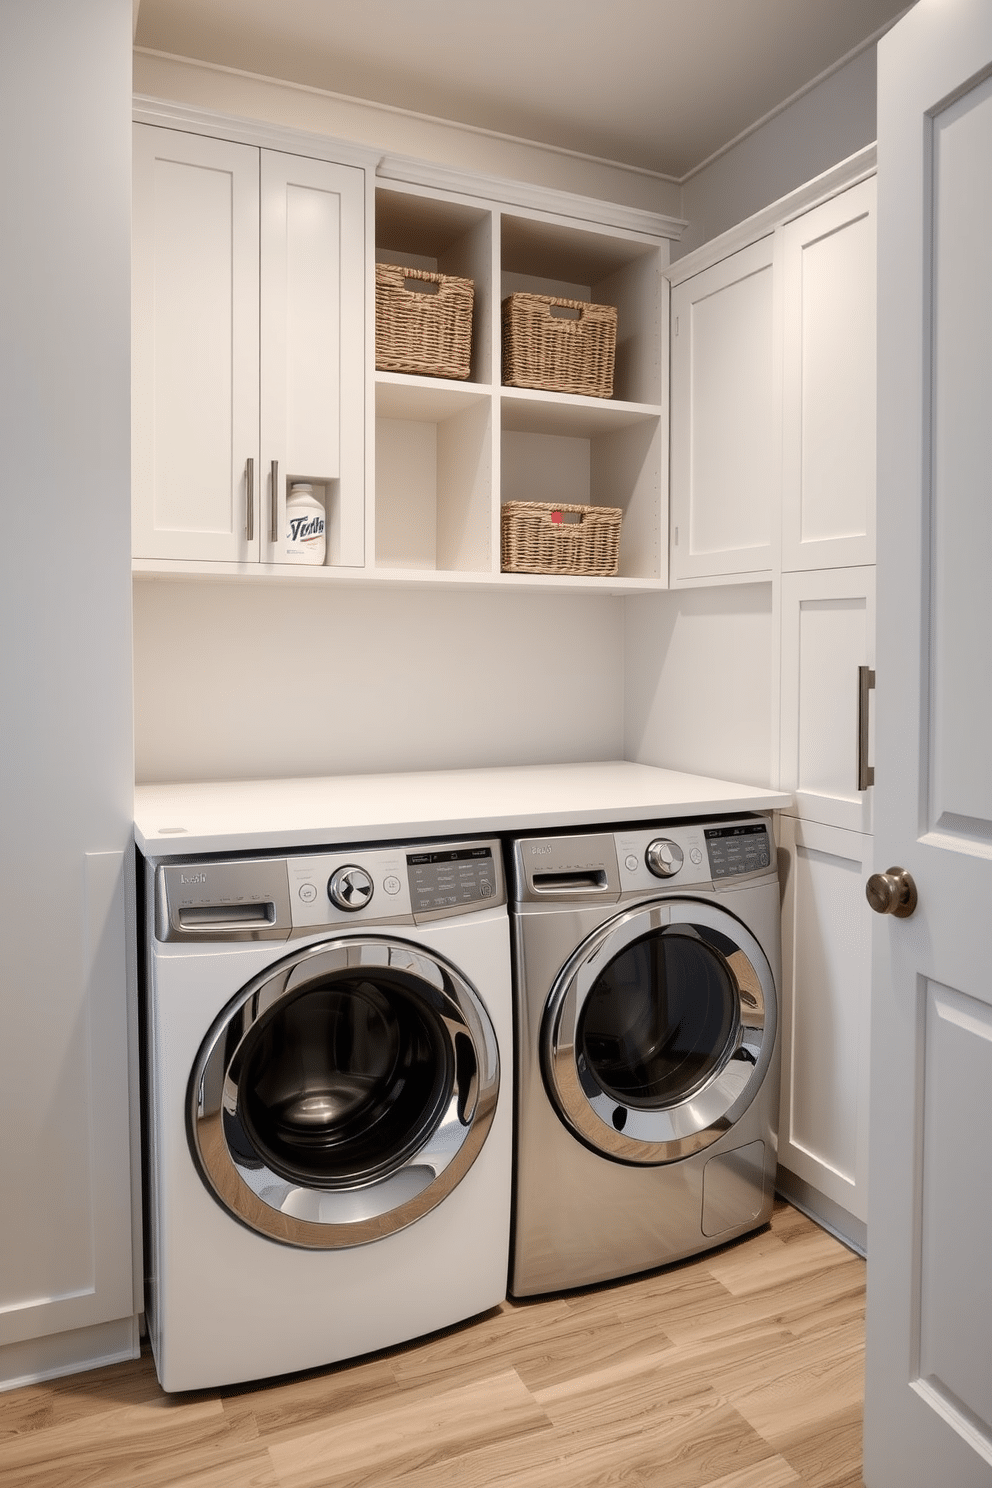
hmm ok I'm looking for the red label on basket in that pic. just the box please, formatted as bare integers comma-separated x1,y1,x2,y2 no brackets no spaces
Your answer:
551,510,563,523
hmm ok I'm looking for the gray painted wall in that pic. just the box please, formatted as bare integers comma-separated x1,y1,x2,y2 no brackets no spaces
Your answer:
676,46,877,257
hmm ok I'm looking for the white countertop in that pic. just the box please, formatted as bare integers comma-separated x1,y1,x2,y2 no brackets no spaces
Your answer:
133,761,792,858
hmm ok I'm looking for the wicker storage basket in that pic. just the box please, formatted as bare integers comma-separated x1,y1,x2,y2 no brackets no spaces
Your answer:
376,264,474,379
502,293,617,398
501,501,622,577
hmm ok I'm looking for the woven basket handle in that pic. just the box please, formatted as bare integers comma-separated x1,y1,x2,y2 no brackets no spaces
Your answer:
401,274,441,297
547,302,582,320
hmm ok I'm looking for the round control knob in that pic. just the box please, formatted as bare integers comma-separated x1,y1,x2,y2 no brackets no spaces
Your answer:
645,838,684,878
866,866,918,918
328,865,374,912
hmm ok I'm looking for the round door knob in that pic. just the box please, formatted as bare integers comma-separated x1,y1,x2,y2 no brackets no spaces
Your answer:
645,839,684,878
866,866,918,918
328,865,374,912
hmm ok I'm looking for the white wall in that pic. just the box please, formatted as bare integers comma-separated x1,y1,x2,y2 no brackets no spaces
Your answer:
624,585,776,786
133,582,625,783
676,47,877,257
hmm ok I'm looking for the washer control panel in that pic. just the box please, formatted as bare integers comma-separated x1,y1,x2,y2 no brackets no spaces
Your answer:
155,836,504,941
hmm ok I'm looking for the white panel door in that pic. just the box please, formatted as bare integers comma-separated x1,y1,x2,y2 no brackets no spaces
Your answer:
670,237,780,583
260,151,365,567
0,855,134,1352
781,177,876,572
865,3,992,1484
777,816,872,1227
780,566,875,834
132,124,260,561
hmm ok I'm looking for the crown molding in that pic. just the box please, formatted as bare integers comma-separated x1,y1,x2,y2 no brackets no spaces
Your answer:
376,154,686,241
132,95,380,172
666,143,877,284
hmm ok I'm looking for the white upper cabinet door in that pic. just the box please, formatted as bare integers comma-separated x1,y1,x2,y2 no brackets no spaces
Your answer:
670,236,781,583
781,177,877,572
132,125,260,562
260,152,365,568
780,565,876,834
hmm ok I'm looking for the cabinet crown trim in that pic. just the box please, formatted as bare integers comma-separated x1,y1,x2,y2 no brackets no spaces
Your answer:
132,95,380,170
377,152,687,241
667,143,877,286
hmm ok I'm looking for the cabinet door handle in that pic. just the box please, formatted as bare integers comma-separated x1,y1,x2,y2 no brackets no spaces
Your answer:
246,457,255,543
270,460,279,544
858,665,875,791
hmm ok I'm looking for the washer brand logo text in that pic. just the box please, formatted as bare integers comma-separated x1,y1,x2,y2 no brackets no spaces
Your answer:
530,845,553,855
180,872,207,885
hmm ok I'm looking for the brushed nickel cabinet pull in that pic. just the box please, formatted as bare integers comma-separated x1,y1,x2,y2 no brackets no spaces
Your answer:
858,665,875,791
270,460,279,543
246,457,255,543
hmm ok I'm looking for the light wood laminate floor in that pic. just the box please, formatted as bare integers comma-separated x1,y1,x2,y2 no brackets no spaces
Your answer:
0,1202,866,1488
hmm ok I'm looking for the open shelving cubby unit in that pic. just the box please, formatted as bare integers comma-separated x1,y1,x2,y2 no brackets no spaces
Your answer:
373,177,674,592
374,186,496,577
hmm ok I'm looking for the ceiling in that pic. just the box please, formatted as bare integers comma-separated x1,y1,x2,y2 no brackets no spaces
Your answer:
133,0,911,181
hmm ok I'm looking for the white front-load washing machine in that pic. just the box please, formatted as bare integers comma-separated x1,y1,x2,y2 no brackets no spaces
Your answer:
141,835,512,1392
509,814,781,1297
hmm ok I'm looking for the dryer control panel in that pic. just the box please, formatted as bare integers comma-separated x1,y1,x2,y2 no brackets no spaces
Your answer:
512,815,775,904
154,837,504,942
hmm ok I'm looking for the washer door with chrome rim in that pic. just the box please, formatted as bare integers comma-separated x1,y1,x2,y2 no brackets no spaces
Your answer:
542,900,775,1165
189,936,500,1248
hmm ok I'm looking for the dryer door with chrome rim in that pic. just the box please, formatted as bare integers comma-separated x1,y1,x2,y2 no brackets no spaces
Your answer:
542,899,776,1165
189,935,499,1248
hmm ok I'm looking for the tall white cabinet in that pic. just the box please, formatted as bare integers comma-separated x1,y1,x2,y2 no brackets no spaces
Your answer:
778,177,877,1253
667,160,877,1251
0,0,138,1392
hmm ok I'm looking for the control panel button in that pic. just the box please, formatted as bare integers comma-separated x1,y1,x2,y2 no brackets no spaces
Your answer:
645,839,685,878
624,854,640,872
327,865,374,912
382,875,402,896
298,882,318,904
690,847,703,865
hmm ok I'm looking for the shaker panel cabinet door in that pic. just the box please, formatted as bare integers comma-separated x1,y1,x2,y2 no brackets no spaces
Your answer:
670,236,780,583
259,152,365,567
132,124,260,562
780,565,876,834
781,177,877,572
777,815,872,1238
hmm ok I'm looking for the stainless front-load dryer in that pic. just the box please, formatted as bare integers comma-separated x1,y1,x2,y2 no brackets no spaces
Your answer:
509,814,781,1296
